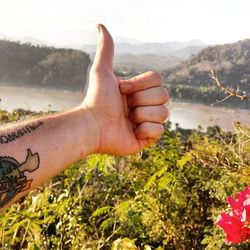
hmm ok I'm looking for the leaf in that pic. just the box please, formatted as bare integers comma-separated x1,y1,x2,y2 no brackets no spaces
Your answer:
201,236,210,245
112,238,138,250
158,174,172,190
115,201,132,219
100,218,114,232
177,153,193,169
91,206,113,218
144,166,167,190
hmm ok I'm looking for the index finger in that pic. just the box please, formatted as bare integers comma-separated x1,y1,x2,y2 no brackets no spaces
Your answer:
119,71,162,94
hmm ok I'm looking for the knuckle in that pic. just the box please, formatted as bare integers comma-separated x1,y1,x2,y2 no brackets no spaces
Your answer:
141,123,149,134
153,124,164,139
159,125,165,136
160,106,169,122
150,71,162,85
128,94,138,107
132,94,139,107
160,87,169,103
133,108,143,122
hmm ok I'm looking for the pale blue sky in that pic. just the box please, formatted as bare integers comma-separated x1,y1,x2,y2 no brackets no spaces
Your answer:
0,0,249,44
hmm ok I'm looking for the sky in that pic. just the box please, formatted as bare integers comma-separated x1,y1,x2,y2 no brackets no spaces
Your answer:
0,0,250,45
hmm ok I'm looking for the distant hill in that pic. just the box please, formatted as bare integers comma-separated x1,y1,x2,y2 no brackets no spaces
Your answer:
0,31,144,50
0,30,206,56
114,54,181,72
84,40,207,74
0,40,90,91
172,45,208,59
82,40,207,58
162,39,250,108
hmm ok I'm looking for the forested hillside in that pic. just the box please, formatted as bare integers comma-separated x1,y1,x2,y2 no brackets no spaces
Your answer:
0,40,91,91
162,39,250,108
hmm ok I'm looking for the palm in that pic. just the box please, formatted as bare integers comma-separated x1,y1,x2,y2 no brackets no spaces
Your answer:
85,68,142,155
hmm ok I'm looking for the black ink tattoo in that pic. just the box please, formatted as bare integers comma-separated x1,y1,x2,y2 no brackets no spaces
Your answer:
0,149,40,208
0,121,44,145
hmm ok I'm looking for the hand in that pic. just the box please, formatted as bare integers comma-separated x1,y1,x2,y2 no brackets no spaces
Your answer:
82,24,169,156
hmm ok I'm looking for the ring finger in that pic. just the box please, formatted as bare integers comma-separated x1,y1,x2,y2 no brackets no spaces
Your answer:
129,105,169,124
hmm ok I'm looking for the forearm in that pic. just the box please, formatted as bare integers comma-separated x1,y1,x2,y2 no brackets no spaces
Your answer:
0,106,98,210
0,24,169,211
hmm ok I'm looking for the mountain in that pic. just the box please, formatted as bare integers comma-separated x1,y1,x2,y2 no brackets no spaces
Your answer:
0,32,47,46
114,54,181,72
0,40,90,91
173,45,208,59
0,30,144,50
3,30,205,57
83,40,207,73
82,40,207,58
162,39,250,108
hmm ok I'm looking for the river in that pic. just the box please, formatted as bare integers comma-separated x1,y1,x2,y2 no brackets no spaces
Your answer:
0,85,249,131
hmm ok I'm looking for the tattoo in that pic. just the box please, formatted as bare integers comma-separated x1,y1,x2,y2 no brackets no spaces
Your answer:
0,149,40,208
0,121,44,145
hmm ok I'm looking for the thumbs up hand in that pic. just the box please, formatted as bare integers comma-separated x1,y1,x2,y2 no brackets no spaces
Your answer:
82,24,169,156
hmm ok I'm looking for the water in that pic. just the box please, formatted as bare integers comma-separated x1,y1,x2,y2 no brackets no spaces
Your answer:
169,102,250,131
0,85,249,131
0,85,83,112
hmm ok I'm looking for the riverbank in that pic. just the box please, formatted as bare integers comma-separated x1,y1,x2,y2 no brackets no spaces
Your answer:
0,85,249,131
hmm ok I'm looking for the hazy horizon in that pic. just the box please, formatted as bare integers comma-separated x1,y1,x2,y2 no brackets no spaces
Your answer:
0,0,250,46
0,29,210,50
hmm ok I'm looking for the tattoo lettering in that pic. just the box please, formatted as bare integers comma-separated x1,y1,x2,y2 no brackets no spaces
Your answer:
0,149,40,208
0,121,44,145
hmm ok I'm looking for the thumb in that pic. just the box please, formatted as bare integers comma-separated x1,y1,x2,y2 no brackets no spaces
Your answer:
92,24,114,71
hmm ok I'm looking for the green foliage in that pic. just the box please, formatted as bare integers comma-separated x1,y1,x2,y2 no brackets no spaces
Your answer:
0,110,249,249
0,109,46,125
0,40,90,90
166,84,250,108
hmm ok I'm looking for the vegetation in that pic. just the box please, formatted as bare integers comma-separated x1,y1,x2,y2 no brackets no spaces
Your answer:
166,84,250,108
0,109,249,249
162,39,250,108
0,40,90,91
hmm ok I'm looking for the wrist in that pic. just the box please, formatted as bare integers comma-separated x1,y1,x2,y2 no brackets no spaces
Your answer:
74,104,101,156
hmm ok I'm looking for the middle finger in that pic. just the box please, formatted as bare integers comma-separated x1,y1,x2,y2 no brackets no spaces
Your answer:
127,87,169,108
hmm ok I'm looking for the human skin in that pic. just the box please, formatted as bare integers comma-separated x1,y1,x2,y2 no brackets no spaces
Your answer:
0,24,169,210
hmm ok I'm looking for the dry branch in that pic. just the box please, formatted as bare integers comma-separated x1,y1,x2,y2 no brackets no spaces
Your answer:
210,70,249,104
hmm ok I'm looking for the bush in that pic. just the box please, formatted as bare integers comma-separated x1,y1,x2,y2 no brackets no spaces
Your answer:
0,110,249,249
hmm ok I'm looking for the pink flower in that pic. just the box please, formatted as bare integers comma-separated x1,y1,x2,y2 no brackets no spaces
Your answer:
217,186,250,244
